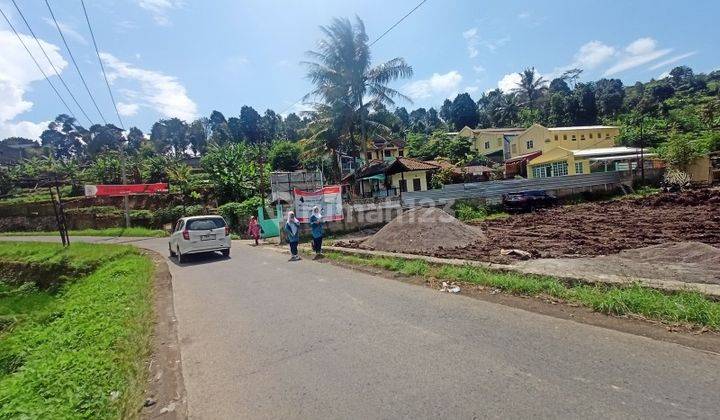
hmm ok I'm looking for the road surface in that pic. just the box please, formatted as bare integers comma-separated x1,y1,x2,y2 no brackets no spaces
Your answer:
4,236,720,419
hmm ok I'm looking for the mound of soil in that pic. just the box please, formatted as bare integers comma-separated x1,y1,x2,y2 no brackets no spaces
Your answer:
436,188,720,264
359,207,484,254
517,241,720,286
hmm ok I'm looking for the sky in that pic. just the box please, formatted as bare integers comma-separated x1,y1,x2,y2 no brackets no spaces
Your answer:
0,0,718,141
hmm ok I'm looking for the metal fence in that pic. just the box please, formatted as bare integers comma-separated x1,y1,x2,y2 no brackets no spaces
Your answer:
401,172,622,207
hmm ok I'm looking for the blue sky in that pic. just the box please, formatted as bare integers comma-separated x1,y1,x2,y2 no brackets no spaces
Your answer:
0,0,718,140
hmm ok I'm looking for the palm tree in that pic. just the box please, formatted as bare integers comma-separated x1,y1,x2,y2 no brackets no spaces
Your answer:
493,94,521,127
512,67,547,108
302,17,413,158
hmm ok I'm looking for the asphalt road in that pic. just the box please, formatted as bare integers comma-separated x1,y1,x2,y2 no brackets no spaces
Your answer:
4,236,720,419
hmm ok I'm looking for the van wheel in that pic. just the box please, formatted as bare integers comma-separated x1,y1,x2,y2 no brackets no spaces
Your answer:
169,244,176,257
221,249,230,258
177,247,185,263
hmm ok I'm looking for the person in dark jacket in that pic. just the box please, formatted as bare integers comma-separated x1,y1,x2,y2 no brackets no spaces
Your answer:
309,206,324,258
284,211,301,261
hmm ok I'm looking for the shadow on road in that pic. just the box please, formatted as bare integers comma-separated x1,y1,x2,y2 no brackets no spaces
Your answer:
168,251,231,267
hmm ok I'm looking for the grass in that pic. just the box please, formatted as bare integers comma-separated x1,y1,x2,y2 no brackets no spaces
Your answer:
323,251,720,330
452,201,510,223
0,227,168,238
0,242,154,418
0,186,75,206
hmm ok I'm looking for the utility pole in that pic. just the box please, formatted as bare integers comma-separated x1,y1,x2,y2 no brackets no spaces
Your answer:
119,129,130,228
638,115,645,185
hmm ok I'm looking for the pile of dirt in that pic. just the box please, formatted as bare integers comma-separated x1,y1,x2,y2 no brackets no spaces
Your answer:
359,207,483,254
517,241,720,286
433,188,720,264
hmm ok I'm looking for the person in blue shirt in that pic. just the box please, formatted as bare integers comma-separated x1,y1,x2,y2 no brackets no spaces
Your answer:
284,211,301,261
309,206,324,258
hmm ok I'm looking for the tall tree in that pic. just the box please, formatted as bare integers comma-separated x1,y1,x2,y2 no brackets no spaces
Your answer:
86,124,123,157
512,67,547,108
239,105,263,144
261,109,283,141
393,107,410,131
126,127,145,153
571,82,598,125
150,118,189,156
40,114,87,159
439,99,453,124
595,78,625,117
209,110,230,144
283,113,304,141
449,93,479,130
303,16,413,157
187,118,210,156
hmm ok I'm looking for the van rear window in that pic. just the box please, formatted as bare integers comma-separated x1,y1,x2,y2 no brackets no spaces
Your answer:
186,218,225,230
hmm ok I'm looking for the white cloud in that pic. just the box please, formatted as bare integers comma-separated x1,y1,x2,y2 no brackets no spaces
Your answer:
497,73,522,92
572,41,616,69
404,71,463,100
135,0,183,26
42,18,87,45
657,71,671,79
100,52,197,120
647,51,697,70
518,11,531,19
117,102,139,117
473,65,486,74
463,27,479,58
0,29,68,140
604,37,671,76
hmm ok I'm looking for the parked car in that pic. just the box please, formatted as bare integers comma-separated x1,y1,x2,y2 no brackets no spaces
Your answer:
502,190,557,213
169,215,231,262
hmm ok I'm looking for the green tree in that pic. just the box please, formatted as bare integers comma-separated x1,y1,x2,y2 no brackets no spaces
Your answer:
40,114,87,159
201,143,263,203
269,140,302,171
595,78,624,117
512,67,547,108
393,107,410,131
86,124,123,157
283,113,304,141
187,118,210,156
126,127,145,153
150,118,189,156
239,105,263,144
303,16,413,157
439,99,452,124
660,132,702,169
450,93,479,130
209,110,230,144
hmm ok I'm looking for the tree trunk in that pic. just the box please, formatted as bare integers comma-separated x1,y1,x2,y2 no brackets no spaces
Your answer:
360,102,367,160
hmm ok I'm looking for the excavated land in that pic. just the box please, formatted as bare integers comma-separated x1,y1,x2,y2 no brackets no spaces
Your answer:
338,189,720,266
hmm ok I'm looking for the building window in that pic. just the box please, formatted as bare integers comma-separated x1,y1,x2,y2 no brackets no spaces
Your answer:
580,134,585,140
554,135,558,141
563,134,567,140
534,161,568,178
605,132,610,138
552,161,568,176
571,135,576,141
575,162,584,174
597,132,601,138
384,150,391,157
398,149,404,157
484,141,490,149
589,133,593,139
412,178,421,191
366,152,372,160
399,179,407,192
526,140,534,149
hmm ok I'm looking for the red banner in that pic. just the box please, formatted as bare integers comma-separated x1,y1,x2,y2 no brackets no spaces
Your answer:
85,183,169,197
293,185,344,222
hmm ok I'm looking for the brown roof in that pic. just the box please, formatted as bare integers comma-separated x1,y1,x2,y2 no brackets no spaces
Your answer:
464,165,494,174
386,157,439,175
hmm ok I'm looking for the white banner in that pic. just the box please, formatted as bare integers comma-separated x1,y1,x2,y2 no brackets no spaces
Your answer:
293,185,343,222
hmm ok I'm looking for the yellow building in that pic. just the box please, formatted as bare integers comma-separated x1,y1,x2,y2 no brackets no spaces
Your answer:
365,138,406,161
527,146,652,179
455,124,620,161
512,124,620,157
456,126,526,161
386,157,437,192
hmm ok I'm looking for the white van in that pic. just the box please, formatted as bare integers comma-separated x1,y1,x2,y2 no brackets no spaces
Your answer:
169,215,231,262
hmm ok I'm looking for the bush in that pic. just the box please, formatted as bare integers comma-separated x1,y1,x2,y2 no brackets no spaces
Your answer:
218,196,262,233
64,206,120,216
152,204,206,226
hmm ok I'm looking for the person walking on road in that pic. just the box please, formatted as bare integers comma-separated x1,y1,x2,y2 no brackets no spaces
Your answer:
285,211,301,261
310,206,324,258
247,216,261,246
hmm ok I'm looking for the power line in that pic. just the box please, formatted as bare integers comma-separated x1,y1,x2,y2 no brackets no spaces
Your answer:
0,5,77,120
80,0,124,129
44,0,107,124
10,0,93,126
369,0,427,47
280,0,428,115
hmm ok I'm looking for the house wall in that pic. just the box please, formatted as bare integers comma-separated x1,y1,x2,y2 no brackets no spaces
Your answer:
513,125,620,157
686,156,712,183
389,170,430,192
458,127,512,157
366,147,405,161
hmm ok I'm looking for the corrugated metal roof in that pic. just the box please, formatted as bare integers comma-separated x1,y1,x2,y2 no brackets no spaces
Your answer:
548,125,618,131
571,147,642,157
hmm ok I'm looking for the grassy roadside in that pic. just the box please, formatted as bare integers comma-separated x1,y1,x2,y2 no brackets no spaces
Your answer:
0,242,154,418
322,251,720,330
0,227,168,238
